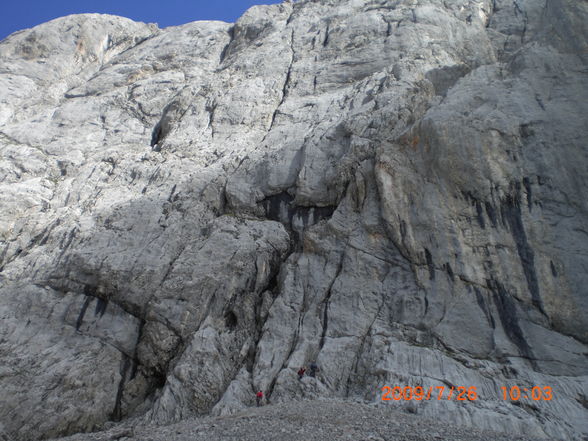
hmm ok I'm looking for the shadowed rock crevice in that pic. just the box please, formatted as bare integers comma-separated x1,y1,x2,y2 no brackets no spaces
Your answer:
488,279,535,362
218,26,235,64
500,185,544,315
75,296,92,331
111,355,132,422
319,254,344,350
267,28,295,133
260,191,337,243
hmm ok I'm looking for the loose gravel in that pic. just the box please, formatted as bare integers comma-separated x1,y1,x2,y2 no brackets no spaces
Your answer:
53,399,544,441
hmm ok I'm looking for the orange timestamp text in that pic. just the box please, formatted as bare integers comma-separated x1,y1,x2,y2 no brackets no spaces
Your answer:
381,385,478,401
381,385,554,401
500,386,552,401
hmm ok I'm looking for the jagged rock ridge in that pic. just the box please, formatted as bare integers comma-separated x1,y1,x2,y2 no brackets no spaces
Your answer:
0,1,587,440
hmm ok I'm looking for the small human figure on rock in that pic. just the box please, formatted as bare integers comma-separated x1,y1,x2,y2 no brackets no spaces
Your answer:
256,390,264,407
309,362,319,378
297,366,306,380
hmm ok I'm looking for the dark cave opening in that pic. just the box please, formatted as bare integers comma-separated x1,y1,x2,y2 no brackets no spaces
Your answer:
224,310,238,330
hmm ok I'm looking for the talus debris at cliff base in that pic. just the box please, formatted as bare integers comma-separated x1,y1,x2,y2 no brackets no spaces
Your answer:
0,0,587,440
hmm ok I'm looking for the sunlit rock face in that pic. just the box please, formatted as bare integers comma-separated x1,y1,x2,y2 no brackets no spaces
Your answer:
0,1,587,440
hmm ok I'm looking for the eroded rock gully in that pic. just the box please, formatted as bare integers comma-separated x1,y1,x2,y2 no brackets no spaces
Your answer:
0,1,586,440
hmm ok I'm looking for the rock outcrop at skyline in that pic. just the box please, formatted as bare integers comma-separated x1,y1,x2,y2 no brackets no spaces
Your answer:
0,1,587,440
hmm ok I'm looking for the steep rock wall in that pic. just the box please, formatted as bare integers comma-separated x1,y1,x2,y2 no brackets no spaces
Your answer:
0,1,586,440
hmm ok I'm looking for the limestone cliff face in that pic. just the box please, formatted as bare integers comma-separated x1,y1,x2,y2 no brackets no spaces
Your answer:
0,1,586,440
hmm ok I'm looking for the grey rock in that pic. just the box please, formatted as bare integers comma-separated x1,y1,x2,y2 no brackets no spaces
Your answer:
47,399,546,441
0,1,587,441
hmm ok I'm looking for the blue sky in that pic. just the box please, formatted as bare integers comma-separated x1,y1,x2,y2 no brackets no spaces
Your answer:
1,0,283,41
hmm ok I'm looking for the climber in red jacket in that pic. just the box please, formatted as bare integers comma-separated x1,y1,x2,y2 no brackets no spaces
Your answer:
297,366,306,380
256,390,264,407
